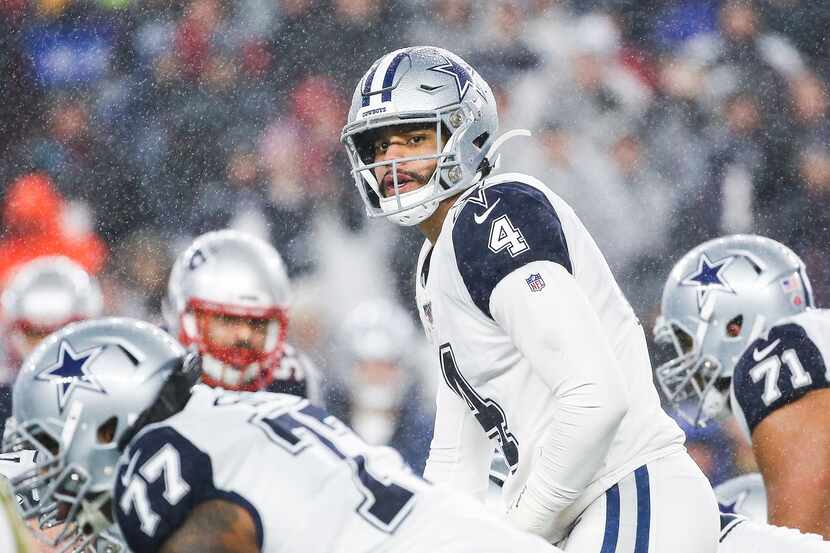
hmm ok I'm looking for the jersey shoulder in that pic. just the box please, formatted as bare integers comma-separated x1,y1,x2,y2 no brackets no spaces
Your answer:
732,311,830,436
114,392,268,552
449,174,573,318
268,342,322,402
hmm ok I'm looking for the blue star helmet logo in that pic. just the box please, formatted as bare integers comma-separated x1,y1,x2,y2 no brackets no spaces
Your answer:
680,253,737,310
428,55,474,101
36,340,107,413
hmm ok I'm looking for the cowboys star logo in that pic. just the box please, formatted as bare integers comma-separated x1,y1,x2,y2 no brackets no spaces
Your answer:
36,340,107,413
680,253,737,311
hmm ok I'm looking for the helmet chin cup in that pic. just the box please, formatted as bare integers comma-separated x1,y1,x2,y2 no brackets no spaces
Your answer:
380,181,441,226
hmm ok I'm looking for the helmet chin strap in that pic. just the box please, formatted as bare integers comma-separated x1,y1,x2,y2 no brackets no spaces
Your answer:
487,129,531,170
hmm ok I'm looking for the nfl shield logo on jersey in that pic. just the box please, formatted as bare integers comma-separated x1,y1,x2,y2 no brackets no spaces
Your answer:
526,273,545,292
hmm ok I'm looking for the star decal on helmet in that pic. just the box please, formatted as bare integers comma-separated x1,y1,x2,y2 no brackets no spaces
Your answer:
428,56,474,100
680,254,737,310
36,340,106,413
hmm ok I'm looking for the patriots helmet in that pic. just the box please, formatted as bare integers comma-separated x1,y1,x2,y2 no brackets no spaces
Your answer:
337,298,419,412
2,317,196,552
654,235,812,426
341,46,501,226
1,256,103,366
164,230,291,391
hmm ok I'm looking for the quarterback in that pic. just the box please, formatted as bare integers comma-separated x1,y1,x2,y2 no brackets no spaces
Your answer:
656,234,830,539
341,46,719,551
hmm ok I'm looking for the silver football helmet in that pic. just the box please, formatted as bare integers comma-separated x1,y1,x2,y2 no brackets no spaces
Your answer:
2,317,192,552
341,46,502,226
164,230,291,391
337,298,418,412
1,256,103,366
654,235,812,426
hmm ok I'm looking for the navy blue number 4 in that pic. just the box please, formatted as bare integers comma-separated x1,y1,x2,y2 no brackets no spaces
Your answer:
255,402,416,533
439,343,520,473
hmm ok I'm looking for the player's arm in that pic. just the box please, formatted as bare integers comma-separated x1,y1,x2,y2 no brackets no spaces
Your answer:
732,323,830,538
493,259,628,541
423,378,494,502
159,499,259,553
751,388,830,537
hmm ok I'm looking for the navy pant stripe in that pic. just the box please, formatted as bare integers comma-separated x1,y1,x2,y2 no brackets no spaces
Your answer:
634,466,651,553
600,484,620,553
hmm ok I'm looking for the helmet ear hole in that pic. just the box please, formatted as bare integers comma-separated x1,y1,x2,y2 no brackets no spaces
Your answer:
96,417,118,444
726,315,743,338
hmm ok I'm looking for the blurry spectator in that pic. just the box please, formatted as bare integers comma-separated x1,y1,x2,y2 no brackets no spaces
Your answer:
325,298,434,474
3,93,145,244
788,71,830,142
408,0,479,58
103,228,173,323
0,173,106,283
791,143,830,306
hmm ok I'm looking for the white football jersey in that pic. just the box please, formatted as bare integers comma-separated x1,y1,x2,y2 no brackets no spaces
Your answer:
113,386,559,553
416,173,685,524
114,385,425,553
731,309,830,442
0,475,34,553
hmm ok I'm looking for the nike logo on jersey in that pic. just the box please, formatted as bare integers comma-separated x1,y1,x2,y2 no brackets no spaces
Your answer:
753,339,781,362
473,198,501,224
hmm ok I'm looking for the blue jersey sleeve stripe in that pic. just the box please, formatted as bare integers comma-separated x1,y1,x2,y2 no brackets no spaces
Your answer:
452,181,572,319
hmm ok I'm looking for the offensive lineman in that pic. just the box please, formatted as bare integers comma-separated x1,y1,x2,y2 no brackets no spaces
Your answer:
341,46,719,551
164,230,321,402
655,234,830,541
3,318,561,553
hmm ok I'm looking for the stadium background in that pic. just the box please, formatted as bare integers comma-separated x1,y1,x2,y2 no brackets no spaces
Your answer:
1,0,829,486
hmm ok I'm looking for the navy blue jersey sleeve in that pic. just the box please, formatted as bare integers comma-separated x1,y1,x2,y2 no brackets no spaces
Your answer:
452,181,572,318
114,425,263,552
732,323,830,435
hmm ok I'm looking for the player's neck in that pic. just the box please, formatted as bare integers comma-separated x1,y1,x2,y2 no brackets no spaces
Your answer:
417,198,455,243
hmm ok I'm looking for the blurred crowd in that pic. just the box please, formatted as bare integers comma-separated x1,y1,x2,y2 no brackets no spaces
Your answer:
1,0,829,484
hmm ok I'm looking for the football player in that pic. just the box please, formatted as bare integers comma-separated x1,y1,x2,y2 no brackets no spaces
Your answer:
0,256,102,433
655,234,830,538
4,317,562,553
164,230,320,402
341,46,719,551
0,475,35,553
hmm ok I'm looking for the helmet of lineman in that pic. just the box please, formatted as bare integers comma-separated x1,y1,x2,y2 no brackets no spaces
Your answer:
164,230,291,391
341,46,499,226
2,317,189,551
1,256,103,365
654,235,813,426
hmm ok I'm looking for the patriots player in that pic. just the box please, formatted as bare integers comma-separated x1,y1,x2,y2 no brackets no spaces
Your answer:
0,256,103,435
4,318,563,553
341,46,719,551
164,230,321,402
655,234,830,540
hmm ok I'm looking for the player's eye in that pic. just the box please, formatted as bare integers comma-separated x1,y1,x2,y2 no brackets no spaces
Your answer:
374,141,389,153
409,135,425,144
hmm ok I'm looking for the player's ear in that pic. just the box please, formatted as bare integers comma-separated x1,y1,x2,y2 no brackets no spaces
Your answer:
96,417,118,444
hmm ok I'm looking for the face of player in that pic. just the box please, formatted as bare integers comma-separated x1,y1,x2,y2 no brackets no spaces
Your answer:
371,124,439,198
201,312,269,357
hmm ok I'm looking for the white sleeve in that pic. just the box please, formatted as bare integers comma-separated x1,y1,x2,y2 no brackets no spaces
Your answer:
491,260,629,540
423,379,494,503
